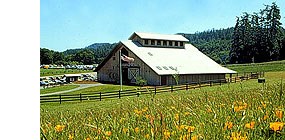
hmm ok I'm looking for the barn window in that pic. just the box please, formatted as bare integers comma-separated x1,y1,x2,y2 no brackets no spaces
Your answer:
157,40,161,45
175,41,179,46
151,40,155,45
163,40,167,46
162,66,169,70
144,39,149,45
180,41,183,46
169,41,173,46
113,56,115,60
169,66,175,70
156,66,162,70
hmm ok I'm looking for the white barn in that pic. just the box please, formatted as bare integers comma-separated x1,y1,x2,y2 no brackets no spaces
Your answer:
95,32,236,85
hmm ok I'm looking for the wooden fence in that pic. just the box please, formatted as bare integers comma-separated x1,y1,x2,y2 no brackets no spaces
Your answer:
40,72,264,104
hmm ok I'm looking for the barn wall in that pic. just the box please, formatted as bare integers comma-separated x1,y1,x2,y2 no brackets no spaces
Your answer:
164,74,225,85
98,45,160,85
126,47,160,85
97,47,121,83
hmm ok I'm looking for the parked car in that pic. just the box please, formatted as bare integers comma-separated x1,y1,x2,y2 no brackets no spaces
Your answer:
40,81,48,86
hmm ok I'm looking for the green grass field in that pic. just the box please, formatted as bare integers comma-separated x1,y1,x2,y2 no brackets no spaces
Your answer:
40,61,285,139
40,68,93,77
40,85,80,94
40,71,285,139
225,60,285,73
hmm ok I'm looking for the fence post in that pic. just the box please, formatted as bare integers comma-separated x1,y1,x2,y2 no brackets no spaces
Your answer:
220,79,222,86
154,86,156,94
235,77,236,83
119,90,121,99
171,85,173,92
199,82,201,88
80,93,82,102
210,81,212,86
186,84,188,90
100,92,101,101
137,90,139,97
59,94,61,104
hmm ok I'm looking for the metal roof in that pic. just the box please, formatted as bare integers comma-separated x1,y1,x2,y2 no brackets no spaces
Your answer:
121,40,236,75
129,32,189,42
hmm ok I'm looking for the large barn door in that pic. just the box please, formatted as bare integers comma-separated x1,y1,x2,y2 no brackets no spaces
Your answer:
122,68,129,84
161,76,167,85
128,68,139,84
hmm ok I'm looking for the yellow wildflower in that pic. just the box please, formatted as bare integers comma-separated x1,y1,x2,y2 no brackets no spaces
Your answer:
135,127,140,133
234,102,247,112
269,122,284,131
97,128,102,134
134,109,142,116
145,134,150,139
55,125,65,132
187,126,195,133
184,112,190,116
191,135,198,140
105,131,112,136
275,110,283,119
261,101,266,108
86,138,90,140
122,128,128,134
224,122,233,130
47,122,52,127
245,121,255,129
207,108,212,113
68,134,74,140
175,114,179,121
145,114,150,119
142,107,148,112
230,132,247,140
164,130,171,139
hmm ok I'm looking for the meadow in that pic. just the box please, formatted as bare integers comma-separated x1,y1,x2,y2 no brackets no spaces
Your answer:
40,71,285,139
40,68,93,77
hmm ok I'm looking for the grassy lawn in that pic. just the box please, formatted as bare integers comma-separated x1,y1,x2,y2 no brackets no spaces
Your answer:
40,71,285,139
40,68,93,77
225,60,285,73
40,85,80,94
59,84,139,95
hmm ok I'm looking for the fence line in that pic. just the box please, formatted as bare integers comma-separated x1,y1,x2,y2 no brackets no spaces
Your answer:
40,72,264,104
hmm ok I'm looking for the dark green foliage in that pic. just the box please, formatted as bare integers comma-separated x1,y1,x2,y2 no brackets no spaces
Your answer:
179,27,234,64
40,43,117,65
230,2,284,64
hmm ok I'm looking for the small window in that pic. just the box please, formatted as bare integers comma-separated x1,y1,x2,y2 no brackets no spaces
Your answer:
148,52,153,56
175,41,179,46
180,41,183,46
156,66,162,70
113,56,115,60
169,66,175,70
157,40,161,45
144,39,149,45
163,40,167,46
151,40,155,45
162,66,169,70
169,41,173,46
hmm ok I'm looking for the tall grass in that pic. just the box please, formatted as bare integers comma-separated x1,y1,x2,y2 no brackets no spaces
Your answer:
40,72,285,139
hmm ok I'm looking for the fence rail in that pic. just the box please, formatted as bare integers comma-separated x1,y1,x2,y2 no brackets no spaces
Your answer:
40,72,264,104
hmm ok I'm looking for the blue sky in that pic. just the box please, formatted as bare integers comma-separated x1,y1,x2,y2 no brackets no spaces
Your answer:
41,0,285,52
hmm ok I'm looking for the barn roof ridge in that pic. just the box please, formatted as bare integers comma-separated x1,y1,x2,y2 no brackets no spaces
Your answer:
129,32,189,42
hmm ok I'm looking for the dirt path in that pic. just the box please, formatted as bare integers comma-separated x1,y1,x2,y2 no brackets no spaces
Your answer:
40,83,104,96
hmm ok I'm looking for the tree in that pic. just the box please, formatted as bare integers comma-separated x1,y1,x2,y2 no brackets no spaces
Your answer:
40,48,53,64
73,49,95,65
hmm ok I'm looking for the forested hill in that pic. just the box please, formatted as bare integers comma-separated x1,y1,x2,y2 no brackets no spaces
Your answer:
41,43,117,65
178,27,234,64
